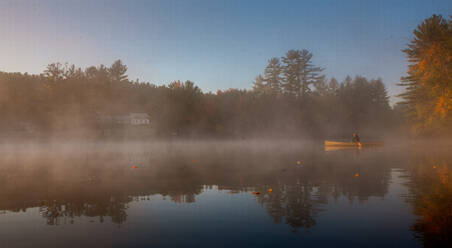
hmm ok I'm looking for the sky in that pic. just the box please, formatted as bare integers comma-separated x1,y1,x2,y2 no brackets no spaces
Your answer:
1,0,451,103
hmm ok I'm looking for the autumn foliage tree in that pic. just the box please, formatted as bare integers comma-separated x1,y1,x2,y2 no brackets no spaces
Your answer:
399,15,452,135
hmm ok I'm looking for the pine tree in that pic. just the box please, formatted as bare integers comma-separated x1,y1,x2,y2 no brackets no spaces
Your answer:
298,49,323,98
281,50,301,96
252,74,268,94
108,60,128,82
399,15,452,134
264,57,282,95
313,77,328,96
328,77,339,95
370,78,389,109
281,49,323,98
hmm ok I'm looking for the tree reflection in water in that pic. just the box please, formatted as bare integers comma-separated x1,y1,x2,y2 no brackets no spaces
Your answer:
258,183,320,231
404,148,452,247
0,142,450,242
38,196,129,225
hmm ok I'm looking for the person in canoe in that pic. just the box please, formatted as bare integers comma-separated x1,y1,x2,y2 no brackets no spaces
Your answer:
352,133,362,147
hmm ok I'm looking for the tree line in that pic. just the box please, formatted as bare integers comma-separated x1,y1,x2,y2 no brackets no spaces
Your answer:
4,15,450,139
0,57,397,139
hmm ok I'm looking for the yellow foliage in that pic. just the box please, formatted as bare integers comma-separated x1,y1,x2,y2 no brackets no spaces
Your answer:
401,15,452,134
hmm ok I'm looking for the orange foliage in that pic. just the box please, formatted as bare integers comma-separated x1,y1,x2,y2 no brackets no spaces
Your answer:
410,160,452,244
401,15,452,133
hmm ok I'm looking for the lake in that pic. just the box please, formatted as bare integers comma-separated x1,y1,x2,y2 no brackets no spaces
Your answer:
0,141,450,248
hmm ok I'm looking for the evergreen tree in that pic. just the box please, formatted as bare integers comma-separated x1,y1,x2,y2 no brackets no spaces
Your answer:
108,60,128,82
298,49,323,98
281,49,323,98
343,75,352,86
264,57,282,95
313,77,328,96
370,78,390,109
327,77,339,95
252,74,268,94
281,50,301,96
399,15,452,134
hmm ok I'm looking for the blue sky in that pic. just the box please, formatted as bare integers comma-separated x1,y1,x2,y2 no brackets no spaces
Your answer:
1,0,451,103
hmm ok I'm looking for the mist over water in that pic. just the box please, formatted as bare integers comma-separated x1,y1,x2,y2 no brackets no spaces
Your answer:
0,5,451,247
0,140,450,247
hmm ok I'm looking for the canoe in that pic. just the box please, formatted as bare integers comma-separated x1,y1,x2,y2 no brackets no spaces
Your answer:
324,146,358,152
324,140,384,147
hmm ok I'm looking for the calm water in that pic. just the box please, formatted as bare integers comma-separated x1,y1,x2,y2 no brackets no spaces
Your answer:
0,141,450,248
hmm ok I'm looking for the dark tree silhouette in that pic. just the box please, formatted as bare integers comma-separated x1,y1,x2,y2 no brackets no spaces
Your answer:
281,49,323,98
264,57,283,95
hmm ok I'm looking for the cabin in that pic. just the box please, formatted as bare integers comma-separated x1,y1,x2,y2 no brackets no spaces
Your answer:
97,112,150,126
129,113,150,125
113,115,130,125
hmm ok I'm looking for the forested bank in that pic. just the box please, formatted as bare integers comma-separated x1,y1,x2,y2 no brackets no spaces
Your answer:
0,57,398,140
1,14,450,140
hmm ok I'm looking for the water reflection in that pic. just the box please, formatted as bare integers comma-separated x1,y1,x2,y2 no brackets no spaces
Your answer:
0,142,450,246
403,148,452,247
255,184,322,231
0,143,390,226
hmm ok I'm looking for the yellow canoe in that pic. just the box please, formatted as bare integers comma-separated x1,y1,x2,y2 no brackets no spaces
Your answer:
324,146,357,152
324,140,384,147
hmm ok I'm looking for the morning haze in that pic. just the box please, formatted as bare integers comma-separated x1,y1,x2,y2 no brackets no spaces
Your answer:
0,1,451,248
